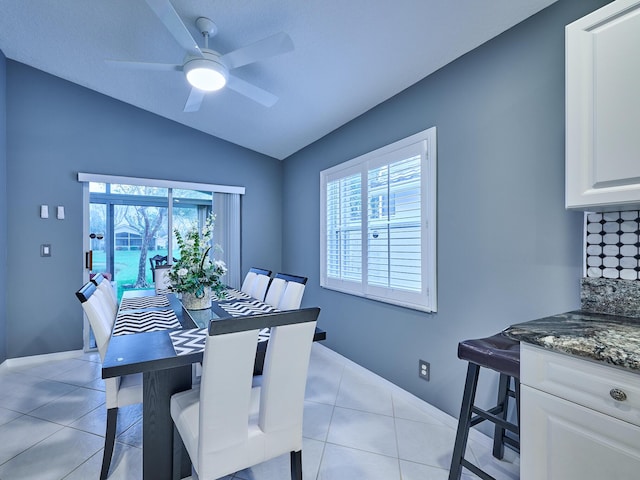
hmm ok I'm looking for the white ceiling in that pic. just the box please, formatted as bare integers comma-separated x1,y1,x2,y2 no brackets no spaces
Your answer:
0,0,556,160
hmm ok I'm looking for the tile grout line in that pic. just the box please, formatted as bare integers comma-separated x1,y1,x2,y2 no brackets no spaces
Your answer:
313,360,346,480
390,394,403,479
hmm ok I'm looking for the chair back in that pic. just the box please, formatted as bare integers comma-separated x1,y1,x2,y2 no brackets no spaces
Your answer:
263,277,287,308
91,273,118,319
197,308,319,478
76,281,114,362
240,271,257,295
149,254,176,272
250,274,271,301
273,273,308,285
240,267,272,295
258,310,317,436
276,274,307,310
154,264,172,294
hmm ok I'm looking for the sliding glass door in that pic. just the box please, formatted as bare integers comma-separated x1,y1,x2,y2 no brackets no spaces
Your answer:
80,173,244,351
88,182,215,300
89,183,170,299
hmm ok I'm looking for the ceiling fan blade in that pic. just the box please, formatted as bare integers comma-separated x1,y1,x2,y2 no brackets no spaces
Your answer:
184,88,206,112
226,75,278,107
145,0,202,57
221,32,294,70
105,60,182,72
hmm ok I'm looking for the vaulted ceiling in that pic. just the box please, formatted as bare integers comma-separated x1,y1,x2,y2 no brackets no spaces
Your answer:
0,0,556,159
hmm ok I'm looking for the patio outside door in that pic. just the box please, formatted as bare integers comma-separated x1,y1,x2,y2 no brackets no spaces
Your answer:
83,180,213,350
87,183,170,301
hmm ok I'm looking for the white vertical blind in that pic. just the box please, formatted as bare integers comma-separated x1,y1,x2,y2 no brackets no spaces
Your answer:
212,193,241,289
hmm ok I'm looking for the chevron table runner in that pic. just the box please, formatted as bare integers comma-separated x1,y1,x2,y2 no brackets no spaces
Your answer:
113,309,180,336
119,294,170,310
171,298,276,354
170,327,271,356
211,287,252,302
218,299,278,317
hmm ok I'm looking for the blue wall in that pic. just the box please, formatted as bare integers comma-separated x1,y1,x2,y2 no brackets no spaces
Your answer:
5,62,283,358
1,0,612,420
0,49,6,363
282,0,609,417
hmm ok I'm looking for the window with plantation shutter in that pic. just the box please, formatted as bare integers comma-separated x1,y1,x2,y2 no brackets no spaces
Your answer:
320,127,437,312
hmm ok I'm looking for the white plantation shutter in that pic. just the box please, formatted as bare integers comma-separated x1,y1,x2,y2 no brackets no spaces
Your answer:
320,127,437,312
367,152,421,292
326,173,362,282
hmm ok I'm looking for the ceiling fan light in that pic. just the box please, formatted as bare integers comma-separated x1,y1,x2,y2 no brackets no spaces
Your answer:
185,58,227,91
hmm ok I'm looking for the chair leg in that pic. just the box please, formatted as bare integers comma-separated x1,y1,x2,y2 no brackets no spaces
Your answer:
492,373,510,459
448,363,480,480
515,378,521,436
101,407,118,480
290,450,302,480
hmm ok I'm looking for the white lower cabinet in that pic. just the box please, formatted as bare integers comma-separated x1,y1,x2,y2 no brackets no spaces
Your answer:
521,344,640,480
522,385,640,479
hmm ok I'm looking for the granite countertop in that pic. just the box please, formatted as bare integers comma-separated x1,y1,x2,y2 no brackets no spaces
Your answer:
503,310,640,374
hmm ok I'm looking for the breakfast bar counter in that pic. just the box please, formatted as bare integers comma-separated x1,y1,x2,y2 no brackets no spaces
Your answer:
502,310,640,480
503,310,640,373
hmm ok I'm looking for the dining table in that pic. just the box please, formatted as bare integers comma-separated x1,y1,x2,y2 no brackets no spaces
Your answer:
101,288,326,480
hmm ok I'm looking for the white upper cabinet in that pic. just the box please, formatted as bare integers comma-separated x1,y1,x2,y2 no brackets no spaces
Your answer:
566,0,640,211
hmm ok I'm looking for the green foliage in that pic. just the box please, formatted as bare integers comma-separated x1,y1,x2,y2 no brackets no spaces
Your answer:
168,213,227,297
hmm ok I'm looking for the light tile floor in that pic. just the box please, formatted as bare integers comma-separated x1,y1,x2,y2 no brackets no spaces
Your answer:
0,343,519,480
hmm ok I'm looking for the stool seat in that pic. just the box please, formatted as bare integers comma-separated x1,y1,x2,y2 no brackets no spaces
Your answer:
458,333,520,379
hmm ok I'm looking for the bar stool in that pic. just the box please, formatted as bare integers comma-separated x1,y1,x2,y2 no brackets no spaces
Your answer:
448,332,520,480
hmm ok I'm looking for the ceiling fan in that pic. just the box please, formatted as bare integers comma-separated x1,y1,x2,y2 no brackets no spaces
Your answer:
107,0,294,112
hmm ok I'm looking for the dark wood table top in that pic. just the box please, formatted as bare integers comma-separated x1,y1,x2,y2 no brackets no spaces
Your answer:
102,289,326,379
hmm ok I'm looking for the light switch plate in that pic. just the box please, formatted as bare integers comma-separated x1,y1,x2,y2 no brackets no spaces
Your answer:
41,244,51,257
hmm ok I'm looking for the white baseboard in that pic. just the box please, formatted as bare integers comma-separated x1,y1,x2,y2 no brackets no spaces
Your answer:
2,349,86,370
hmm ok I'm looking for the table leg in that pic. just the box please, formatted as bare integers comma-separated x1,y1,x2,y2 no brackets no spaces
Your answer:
143,366,192,480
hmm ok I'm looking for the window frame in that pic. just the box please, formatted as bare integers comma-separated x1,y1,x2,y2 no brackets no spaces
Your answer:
320,127,437,312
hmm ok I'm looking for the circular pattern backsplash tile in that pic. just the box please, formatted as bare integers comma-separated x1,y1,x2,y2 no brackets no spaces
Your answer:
586,211,640,280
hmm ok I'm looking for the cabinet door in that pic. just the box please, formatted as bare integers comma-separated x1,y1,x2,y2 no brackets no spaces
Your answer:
522,385,640,480
566,0,640,210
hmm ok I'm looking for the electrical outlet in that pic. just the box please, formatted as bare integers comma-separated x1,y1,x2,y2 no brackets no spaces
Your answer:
419,360,430,381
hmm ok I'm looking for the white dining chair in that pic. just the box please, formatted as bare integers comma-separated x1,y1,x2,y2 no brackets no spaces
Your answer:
170,307,320,480
154,264,172,294
93,288,117,332
76,281,143,480
240,267,272,295
91,273,118,320
276,274,308,310
250,273,272,302
263,277,287,308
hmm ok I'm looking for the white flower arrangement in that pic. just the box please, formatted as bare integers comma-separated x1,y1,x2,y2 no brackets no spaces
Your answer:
168,213,227,298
